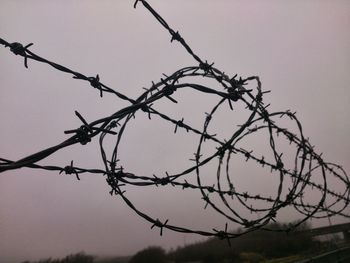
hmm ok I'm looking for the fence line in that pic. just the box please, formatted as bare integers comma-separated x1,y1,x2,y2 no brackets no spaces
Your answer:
0,0,349,242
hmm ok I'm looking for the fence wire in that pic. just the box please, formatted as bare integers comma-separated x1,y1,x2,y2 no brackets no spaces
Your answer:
0,0,349,242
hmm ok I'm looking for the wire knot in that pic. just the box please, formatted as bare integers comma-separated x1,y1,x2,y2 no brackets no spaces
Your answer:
151,219,169,236
171,31,182,42
59,160,80,180
213,223,231,246
89,74,103,97
76,126,92,145
10,42,33,68
199,61,214,75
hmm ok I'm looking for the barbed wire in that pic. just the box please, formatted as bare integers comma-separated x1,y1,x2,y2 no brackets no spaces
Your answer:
1,0,349,241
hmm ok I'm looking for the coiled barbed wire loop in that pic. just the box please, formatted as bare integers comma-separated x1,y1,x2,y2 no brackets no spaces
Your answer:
0,0,349,242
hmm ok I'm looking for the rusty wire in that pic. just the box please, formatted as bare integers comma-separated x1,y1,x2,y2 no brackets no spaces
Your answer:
0,0,349,241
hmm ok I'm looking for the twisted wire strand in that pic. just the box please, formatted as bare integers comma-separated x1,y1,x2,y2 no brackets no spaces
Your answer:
0,0,349,241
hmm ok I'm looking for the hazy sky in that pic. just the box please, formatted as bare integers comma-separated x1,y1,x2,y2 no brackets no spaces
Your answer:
1,1,350,262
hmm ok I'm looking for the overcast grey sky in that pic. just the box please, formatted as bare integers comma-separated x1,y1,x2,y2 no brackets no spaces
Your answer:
1,1,350,262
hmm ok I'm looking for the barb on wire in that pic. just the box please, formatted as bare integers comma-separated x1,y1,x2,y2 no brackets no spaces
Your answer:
0,0,349,241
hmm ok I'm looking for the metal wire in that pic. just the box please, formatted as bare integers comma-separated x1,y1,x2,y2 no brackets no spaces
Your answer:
0,0,349,242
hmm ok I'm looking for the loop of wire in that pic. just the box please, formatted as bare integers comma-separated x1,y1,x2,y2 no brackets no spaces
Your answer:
0,0,349,240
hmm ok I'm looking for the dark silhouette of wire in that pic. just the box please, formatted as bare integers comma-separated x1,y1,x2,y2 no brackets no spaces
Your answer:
0,0,349,241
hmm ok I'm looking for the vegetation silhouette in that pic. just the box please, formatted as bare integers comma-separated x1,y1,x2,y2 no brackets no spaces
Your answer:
21,252,94,263
168,222,315,263
129,246,166,263
21,222,322,263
